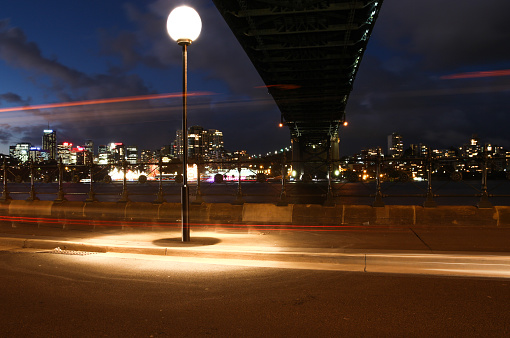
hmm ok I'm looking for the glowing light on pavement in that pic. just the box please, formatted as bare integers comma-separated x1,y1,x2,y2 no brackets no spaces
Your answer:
366,253,510,278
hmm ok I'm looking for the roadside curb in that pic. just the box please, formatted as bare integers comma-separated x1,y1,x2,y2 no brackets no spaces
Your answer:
12,236,367,265
2,236,510,278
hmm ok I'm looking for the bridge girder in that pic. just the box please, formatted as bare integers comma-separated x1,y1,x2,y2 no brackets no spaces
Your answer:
213,0,383,148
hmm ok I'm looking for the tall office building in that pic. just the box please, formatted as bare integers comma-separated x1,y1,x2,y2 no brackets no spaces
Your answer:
188,125,205,159
57,142,73,165
97,145,109,164
387,132,403,158
175,126,225,161
175,130,184,159
140,149,154,163
208,129,224,160
409,143,429,157
85,140,94,157
71,145,87,165
109,142,125,163
29,147,44,162
126,146,138,164
9,143,32,163
42,129,57,161
462,134,482,158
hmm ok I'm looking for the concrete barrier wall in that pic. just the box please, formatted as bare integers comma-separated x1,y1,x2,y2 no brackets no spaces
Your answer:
0,200,508,228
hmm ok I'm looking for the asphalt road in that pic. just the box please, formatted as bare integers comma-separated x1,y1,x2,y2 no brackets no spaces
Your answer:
0,250,508,337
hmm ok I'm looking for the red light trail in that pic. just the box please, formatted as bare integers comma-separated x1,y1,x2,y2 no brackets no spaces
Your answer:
441,69,510,80
0,92,212,113
0,215,407,232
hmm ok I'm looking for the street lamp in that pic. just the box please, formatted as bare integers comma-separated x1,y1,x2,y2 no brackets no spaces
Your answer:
167,6,202,242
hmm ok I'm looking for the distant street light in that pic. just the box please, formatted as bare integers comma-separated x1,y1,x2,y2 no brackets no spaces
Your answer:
167,6,202,242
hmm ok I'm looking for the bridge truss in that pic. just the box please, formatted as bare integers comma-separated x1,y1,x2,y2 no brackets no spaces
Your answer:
213,0,384,179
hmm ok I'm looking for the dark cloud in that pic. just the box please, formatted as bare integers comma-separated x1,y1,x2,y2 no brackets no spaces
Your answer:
102,0,267,98
0,92,24,104
2,1,509,157
0,18,173,150
0,19,152,100
0,23,83,86
374,0,510,71
346,54,510,154
341,0,510,155
0,124,13,144
95,0,284,153
99,30,142,69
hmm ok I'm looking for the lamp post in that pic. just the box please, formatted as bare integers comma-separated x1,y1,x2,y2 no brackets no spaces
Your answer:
167,6,202,242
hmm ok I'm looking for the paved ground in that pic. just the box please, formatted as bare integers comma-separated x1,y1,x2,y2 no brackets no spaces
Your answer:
2,250,510,336
1,223,509,278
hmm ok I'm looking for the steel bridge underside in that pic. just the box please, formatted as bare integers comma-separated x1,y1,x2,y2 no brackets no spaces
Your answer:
213,0,383,148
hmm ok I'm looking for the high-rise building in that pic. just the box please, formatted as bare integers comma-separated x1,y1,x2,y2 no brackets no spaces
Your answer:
175,126,225,161
9,143,31,163
188,125,205,159
140,149,154,163
85,140,94,157
126,146,138,164
57,142,73,165
96,143,127,164
110,142,125,163
485,143,504,158
98,145,109,164
29,147,44,162
409,144,429,157
71,145,87,165
461,134,482,158
208,129,224,160
175,130,184,159
42,129,57,161
387,132,403,158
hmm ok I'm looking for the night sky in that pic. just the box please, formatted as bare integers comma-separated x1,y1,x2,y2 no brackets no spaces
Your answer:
1,0,509,157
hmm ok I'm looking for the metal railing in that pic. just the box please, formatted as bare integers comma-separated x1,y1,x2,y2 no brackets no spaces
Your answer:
1,155,510,207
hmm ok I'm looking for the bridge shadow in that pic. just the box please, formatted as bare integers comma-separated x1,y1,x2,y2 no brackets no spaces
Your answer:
152,237,221,247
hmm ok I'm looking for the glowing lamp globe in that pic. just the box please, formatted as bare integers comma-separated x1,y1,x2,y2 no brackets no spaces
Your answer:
167,6,202,45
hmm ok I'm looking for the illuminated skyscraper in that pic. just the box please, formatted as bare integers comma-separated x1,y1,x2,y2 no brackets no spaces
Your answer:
109,142,125,164
126,146,138,164
57,142,73,165
98,145,109,164
85,140,94,157
188,125,205,159
42,129,57,160
462,134,482,158
140,149,154,162
175,126,224,161
387,132,403,158
9,143,31,163
175,130,184,159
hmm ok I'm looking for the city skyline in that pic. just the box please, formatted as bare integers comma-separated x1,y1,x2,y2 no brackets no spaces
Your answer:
7,126,508,165
1,1,510,156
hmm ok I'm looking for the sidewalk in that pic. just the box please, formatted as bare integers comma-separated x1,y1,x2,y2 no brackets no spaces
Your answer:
1,224,509,278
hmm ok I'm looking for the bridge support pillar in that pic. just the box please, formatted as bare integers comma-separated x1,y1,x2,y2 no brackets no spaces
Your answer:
291,137,339,182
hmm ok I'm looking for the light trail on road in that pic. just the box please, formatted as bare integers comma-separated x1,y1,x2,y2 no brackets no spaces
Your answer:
0,215,409,232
